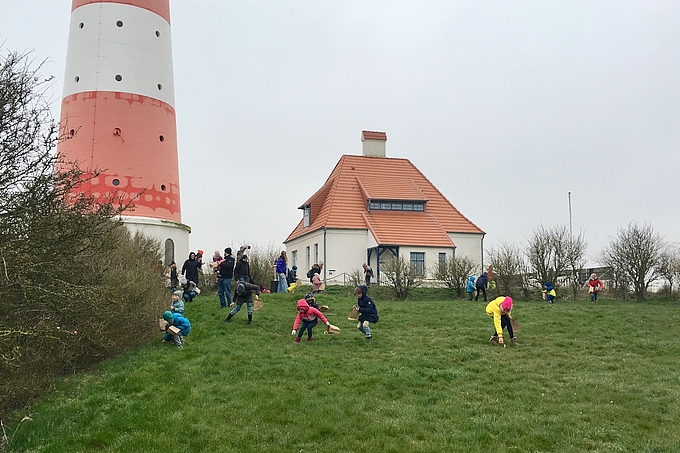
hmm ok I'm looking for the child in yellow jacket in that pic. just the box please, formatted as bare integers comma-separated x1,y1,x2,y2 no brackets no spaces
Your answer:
485,296,517,345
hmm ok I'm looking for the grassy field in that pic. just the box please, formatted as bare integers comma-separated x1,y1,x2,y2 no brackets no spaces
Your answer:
3,288,680,452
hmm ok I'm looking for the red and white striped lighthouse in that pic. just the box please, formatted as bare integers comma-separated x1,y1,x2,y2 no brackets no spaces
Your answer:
57,0,189,264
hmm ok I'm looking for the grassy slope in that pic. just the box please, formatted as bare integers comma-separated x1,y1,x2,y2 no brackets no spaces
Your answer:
4,290,680,453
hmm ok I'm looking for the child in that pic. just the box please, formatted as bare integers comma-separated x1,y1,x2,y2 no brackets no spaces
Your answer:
466,276,476,301
586,273,605,303
224,281,260,324
161,310,191,348
168,261,179,290
312,273,323,294
303,292,320,310
544,282,556,304
354,285,379,341
170,290,185,315
486,296,517,345
291,299,331,343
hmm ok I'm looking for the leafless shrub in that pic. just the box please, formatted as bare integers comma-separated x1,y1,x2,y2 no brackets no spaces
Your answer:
380,256,423,300
433,255,476,298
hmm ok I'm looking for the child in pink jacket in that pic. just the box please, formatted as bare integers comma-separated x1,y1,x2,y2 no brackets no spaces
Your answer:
291,299,331,343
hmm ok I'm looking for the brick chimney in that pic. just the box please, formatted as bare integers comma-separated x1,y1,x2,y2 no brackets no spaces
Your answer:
361,130,387,157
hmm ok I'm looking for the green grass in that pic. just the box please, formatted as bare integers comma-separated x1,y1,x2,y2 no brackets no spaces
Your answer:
4,291,680,452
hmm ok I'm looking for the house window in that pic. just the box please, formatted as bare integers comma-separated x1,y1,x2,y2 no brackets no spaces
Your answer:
314,243,319,264
438,253,446,273
164,238,174,266
303,206,311,227
366,200,424,211
306,246,310,271
292,250,298,268
410,252,425,276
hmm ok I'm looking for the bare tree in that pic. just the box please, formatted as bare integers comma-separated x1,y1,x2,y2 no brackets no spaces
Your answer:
565,229,588,299
487,241,528,298
657,245,680,297
381,255,423,299
433,254,476,298
600,222,666,301
526,224,573,292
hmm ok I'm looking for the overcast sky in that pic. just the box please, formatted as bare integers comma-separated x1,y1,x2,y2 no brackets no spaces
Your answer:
2,1,679,263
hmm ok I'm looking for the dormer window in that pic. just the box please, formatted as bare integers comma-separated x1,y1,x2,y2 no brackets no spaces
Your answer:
303,205,311,227
368,200,425,212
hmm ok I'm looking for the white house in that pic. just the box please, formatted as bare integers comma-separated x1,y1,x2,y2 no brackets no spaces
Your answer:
284,131,485,284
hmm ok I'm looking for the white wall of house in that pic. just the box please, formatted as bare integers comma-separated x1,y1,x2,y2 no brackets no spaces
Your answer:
286,230,483,285
286,228,374,284
448,233,485,270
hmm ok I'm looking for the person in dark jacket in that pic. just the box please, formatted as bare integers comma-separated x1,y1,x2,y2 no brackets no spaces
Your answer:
353,285,378,341
181,252,201,286
287,265,298,285
218,247,236,308
234,254,251,282
475,271,489,302
225,281,260,324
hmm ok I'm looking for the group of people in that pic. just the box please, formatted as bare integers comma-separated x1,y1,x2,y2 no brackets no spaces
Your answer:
466,270,606,304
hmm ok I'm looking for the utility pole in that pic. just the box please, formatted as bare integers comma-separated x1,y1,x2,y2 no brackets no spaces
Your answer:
568,191,573,240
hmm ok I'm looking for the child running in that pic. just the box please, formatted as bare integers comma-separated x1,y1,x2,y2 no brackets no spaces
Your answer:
486,296,517,345
291,299,331,343
544,282,556,304
354,285,379,341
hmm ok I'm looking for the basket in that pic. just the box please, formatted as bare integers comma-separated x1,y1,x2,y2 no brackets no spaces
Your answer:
324,324,341,334
348,306,359,321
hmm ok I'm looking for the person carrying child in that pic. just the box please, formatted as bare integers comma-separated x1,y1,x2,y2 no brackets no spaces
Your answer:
354,285,378,341
224,281,260,324
291,299,331,343
544,282,556,304
170,290,185,315
486,296,517,345
161,310,191,348
466,276,476,301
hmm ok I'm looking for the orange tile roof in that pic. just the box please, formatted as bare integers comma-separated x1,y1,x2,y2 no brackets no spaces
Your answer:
285,155,484,245
361,131,387,141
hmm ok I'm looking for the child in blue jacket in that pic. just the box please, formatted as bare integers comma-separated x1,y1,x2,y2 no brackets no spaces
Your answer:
161,310,191,348
466,276,476,301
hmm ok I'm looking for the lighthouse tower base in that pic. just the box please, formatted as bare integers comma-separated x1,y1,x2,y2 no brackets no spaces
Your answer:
121,215,191,266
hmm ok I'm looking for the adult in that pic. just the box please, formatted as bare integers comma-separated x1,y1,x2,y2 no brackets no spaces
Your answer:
307,263,321,282
234,254,251,282
218,247,236,308
586,273,605,303
362,263,374,287
179,277,198,302
475,271,489,302
181,252,201,286
276,251,289,293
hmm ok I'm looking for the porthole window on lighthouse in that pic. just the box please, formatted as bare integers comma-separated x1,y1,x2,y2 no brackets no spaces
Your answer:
74,76,80,83
161,184,167,191
159,135,165,142
112,179,120,186
115,74,123,82
155,31,161,37
157,83,163,90
79,22,84,29
116,20,123,27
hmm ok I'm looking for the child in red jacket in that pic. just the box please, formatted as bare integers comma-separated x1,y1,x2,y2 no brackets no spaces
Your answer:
291,299,331,343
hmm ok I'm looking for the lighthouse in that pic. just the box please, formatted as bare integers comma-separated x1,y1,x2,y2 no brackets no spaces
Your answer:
57,0,189,265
